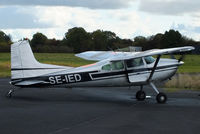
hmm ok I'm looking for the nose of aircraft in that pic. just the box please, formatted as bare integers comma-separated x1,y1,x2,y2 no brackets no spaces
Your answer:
159,58,184,67
178,61,184,65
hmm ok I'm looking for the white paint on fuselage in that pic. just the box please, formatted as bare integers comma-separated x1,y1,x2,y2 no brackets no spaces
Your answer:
55,58,181,88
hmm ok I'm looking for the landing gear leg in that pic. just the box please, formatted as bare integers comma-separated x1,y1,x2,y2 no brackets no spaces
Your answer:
6,89,14,98
150,82,167,104
136,86,146,101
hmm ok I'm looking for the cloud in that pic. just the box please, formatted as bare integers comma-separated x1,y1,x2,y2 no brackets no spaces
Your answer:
139,0,200,15
172,23,200,40
33,6,153,39
0,0,135,9
1,6,152,41
3,28,69,41
0,6,52,29
1,1,200,41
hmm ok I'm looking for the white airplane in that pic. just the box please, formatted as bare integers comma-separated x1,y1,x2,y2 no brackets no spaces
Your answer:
9,40,194,103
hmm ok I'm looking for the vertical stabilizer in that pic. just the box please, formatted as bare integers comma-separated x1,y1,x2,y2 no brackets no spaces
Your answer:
11,40,72,79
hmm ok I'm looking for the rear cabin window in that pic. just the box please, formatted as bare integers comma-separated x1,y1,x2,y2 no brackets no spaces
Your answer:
126,58,144,68
102,61,124,71
144,56,155,64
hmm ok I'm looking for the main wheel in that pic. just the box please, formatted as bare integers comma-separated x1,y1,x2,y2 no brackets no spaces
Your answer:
136,91,146,101
156,93,167,104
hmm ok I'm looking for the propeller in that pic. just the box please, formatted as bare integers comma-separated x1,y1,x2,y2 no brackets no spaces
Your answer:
178,54,185,62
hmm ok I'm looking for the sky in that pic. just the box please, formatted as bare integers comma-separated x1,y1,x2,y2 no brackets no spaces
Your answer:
0,0,200,41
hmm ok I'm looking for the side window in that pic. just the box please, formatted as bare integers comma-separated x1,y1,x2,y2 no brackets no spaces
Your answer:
101,61,124,71
144,56,155,64
102,64,111,71
111,61,124,70
126,58,144,68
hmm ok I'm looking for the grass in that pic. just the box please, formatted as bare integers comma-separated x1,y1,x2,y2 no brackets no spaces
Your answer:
0,53,11,77
0,53,199,78
165,73,200,90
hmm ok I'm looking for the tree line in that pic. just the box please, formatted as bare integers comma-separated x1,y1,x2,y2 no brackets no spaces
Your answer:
0,27,199,53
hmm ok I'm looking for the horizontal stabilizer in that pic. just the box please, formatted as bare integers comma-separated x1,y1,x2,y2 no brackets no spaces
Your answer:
13,80,49,86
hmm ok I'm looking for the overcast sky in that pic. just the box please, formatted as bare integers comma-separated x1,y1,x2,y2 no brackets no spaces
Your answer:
0,0,200,41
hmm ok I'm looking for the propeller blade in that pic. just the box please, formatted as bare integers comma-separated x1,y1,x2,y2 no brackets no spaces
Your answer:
178,54,185,62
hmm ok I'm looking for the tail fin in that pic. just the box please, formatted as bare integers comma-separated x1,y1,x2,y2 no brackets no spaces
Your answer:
11,40,72,79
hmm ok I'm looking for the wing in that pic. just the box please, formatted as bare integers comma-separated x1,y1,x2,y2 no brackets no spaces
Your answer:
75,46,195,61
133,46,195,58
110,46,195,61
75,51,137,61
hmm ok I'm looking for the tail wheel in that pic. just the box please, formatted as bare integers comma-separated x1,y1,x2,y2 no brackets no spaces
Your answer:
136,91,146,101
156,92,167,104
6,90,13,98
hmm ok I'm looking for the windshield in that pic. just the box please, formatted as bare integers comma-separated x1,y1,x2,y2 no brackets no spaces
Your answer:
144,56,155,64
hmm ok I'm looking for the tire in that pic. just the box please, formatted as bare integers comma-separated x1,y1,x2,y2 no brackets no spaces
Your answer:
136,91,146,101
156,93,167,104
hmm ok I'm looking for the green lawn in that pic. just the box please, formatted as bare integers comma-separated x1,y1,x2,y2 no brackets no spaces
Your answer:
0,53,199,77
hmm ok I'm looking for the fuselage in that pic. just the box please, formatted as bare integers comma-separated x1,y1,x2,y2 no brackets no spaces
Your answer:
11,57,183,88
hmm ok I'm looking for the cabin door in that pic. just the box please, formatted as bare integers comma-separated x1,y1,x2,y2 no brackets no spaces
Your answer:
126,58,149,83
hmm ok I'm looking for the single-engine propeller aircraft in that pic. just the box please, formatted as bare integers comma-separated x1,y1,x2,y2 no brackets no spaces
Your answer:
8,40,195,103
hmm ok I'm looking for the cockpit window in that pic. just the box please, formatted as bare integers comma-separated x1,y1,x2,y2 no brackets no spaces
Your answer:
101,61,124,71
126,58,144,68
144,56,155,64
111,61,124,70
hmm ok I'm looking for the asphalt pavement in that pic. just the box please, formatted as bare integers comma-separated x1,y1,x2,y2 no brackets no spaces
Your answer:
0,78,200,134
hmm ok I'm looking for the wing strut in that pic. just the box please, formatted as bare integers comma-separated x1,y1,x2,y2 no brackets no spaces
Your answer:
178,54,185,62
124,61,131,83
147,55,161,82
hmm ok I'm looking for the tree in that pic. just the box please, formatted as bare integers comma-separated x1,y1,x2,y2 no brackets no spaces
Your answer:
91,30,108,50
0,31,12,52
102,31,123,49
90,30,125,50
161,29,183,48
133,36,147,49
31,32,48,47
0,31,11,43
152,33,163,48
65,27,93,53
145,33,164,50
